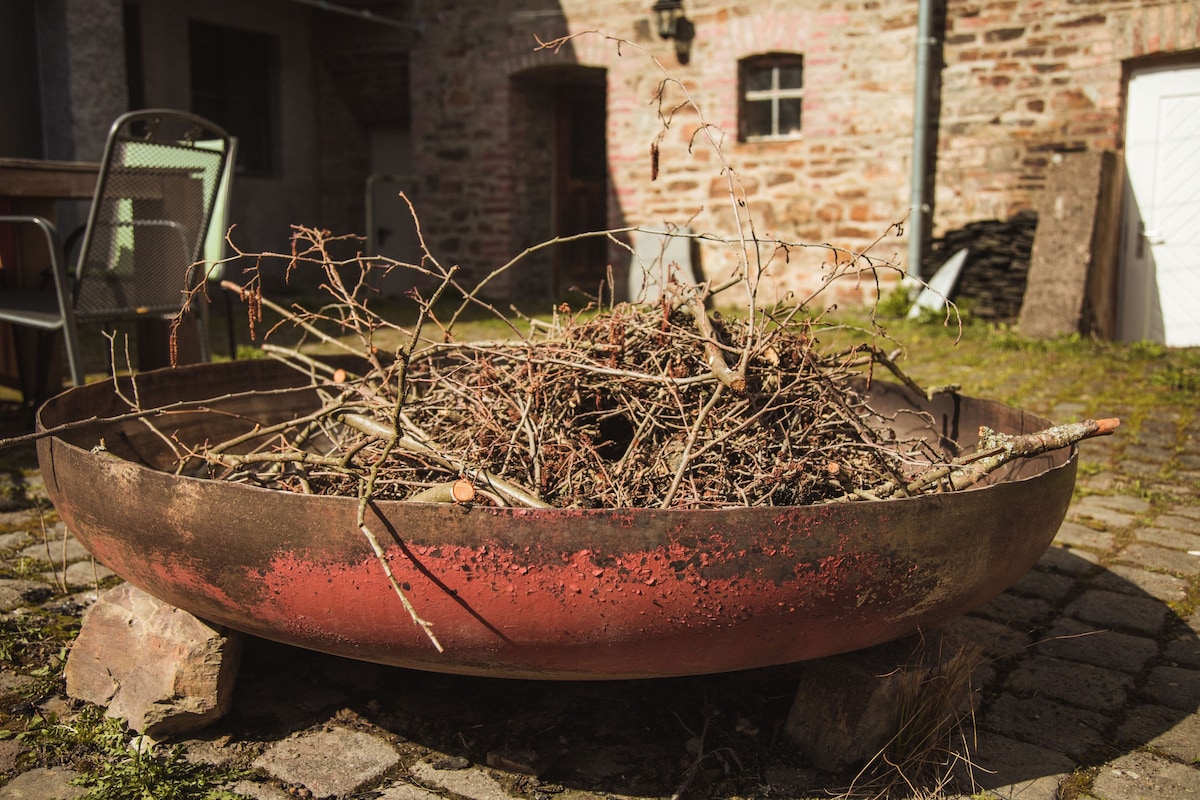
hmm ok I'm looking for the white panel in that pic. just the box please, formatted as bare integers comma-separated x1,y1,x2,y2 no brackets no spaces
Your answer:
1120,65,1200,346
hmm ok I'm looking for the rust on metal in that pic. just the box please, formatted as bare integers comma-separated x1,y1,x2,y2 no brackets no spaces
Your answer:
38,360,1076,680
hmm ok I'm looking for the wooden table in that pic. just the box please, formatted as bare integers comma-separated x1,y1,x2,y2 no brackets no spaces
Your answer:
0,158,100,403
0,158,207,404
0,157,100,288
0,157,101,203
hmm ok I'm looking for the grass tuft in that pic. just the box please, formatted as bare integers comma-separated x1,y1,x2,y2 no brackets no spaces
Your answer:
842,635,984,799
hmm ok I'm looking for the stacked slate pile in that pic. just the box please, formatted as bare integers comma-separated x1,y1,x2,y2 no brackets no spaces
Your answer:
921,210,1038,321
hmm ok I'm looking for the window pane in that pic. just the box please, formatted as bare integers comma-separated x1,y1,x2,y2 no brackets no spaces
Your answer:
777,98,802,135
778,63,803,90
744,100,773,137
739,54,804,141
744,66,774,93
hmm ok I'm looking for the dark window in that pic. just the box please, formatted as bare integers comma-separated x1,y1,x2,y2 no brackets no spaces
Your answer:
739,54,803,142
123,3,145,110
189,21,279,177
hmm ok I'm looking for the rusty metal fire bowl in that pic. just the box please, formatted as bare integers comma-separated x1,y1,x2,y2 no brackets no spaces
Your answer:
37,360,1076,680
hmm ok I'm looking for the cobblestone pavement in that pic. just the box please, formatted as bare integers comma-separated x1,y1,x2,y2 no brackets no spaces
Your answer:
0,397,1196,799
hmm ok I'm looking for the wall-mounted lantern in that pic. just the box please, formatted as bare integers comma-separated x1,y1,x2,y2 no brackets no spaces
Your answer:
651,0,694,64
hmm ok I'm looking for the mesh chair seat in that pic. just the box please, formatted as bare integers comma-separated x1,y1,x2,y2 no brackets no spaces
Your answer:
0,109,233,402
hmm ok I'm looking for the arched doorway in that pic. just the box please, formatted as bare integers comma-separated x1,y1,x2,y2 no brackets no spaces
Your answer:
512,65,608,301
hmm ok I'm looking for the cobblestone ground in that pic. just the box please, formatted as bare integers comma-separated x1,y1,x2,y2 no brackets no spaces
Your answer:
0,391,1196,800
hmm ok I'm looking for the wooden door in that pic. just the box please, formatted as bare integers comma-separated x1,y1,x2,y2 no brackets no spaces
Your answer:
553,83,608,298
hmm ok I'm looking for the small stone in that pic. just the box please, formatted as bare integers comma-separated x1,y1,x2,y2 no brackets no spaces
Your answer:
1090,751,1200,800
1165,631,1200,668
0,580,52,612
1120,544,1200,576
64,583,241,737
1008,568,1075,603
58,559,115,590
0,531,31,550
1137,526,1200,553
486,747,548,776
1117,704,1200,763
1005,655,1133,711
1091,564,1186,604
963,732,1073,800
1143,665,1200,712
375,784,444,800
1037,544,1101,574
784,631,979,772
1053,520,1115,551
1036,618,1158,674
0,739,25,773
252,727,401,798
18,536,91,568
1064,588,1170,635
983,693,1108,761
0,766,87,799
432,755,470,770
410,759,512,799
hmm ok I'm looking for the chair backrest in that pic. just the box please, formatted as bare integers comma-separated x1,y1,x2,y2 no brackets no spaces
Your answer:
202,136,238,283
72,109,231,323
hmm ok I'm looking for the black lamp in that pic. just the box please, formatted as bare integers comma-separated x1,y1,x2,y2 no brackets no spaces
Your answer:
651,0,693,64
652,0,684,40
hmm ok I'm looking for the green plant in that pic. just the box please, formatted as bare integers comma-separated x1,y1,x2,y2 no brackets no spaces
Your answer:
0,610,77,672
1150,362,1200,393
1056,766,1097,800
4,555,51,581
72,731,250,800
233,343,268,360
3,705,249,799
874,285,916,318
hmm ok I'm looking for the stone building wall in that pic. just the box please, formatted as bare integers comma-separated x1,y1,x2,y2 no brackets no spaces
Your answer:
408,0,921,305
934,0,1200,232
17,1,1196,308
396,0,1199,305
601,0,921,307
36,0,128,163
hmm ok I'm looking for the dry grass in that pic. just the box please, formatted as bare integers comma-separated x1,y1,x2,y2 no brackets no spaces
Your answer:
841,635,986,799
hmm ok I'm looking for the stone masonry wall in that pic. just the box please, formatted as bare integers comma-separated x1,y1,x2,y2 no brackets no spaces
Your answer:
601,0,922,307
408,0,920,304
404,0,1198,305
934,0,1200,232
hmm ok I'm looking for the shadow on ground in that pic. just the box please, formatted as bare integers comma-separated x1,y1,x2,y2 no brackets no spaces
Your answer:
180,547,1198,798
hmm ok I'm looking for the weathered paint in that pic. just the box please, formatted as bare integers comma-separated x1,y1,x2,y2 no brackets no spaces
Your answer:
37,360,1076,679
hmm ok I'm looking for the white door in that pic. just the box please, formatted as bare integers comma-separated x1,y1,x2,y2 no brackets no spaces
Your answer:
1119,65,1200,346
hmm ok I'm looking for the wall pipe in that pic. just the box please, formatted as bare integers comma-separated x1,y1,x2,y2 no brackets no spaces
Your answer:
907,0,936,281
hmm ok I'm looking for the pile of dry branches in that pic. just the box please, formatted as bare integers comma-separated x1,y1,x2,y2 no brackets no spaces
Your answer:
192,226,1114,513
227,290,918,508
159,29,1120,514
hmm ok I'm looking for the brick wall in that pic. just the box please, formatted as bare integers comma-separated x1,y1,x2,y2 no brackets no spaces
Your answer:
405,0,921,305
934,0,1200,233
400,0,1198,306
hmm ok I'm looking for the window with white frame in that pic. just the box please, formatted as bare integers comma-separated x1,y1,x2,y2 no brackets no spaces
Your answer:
739,54,804,142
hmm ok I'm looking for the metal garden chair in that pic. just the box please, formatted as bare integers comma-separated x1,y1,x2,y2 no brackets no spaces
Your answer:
0,109,233,402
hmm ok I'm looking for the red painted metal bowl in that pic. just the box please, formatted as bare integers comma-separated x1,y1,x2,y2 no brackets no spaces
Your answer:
37,360,1075,679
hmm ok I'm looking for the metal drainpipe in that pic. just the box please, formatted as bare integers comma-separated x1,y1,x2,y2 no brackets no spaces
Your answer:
908,0,935,281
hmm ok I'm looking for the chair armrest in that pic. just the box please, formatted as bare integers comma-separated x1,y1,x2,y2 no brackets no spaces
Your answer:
0,215,71,294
